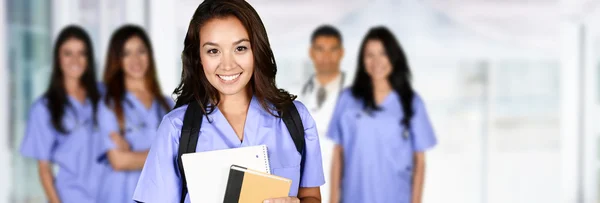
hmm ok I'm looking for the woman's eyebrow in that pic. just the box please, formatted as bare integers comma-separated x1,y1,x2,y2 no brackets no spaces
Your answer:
233,39,250,45
202,41,218,47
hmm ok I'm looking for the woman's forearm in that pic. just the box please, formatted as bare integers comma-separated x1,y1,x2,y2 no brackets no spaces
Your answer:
107,150,149,171
298,187,322,203
300,196,321,203
329,145,343,203
38,161,61,203
411,152,426,203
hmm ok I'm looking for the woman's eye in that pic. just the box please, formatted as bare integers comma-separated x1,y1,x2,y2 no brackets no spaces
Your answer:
138,48,147,55
207,49,219,54
63,52,72,57
236,46,248,52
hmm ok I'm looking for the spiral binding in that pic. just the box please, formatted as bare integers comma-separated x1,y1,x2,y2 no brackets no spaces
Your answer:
262,145,271,174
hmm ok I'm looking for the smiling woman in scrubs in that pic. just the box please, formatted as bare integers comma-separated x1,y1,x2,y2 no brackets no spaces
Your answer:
132,1,325,203
328,27,437,203
96,25,173,203
20,25,103,203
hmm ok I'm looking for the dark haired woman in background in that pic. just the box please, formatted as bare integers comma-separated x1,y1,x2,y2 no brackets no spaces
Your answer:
328,27,437,203
96,25,173,203
133,0,324,202
20,25,103,203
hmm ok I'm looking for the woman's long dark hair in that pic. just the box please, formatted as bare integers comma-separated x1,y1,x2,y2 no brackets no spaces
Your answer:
174,0,295,115
103,25,171,131
45,25,100,133
351,26,415,129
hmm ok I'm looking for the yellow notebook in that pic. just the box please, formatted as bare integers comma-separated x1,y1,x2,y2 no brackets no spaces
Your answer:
223,165,292,203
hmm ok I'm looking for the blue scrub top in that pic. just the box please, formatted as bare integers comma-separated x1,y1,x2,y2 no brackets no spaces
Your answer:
132,96,325,203
96,92,173,203
20,96,105,203
328,89,437,203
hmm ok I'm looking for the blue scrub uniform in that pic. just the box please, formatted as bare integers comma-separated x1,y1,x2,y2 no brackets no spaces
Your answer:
20,96,105,203
328,89,437,203
132,96,325,203
96,92,173,203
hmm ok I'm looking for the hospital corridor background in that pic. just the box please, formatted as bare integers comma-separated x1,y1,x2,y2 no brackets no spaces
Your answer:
0,0,599,202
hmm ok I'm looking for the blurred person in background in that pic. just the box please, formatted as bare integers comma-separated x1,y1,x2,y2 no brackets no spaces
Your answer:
19,25,103,203
297,25,347,203
132,0,324,202
328,26,437,203
96,25,173,203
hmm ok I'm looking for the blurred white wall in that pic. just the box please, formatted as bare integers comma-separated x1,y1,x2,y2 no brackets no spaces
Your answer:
149,0,179,96
581,2,600,202
560,20,580,203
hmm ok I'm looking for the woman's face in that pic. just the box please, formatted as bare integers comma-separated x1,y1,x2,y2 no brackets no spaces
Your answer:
363,39,392,81
122,36,150,80
59,38,88,81
199,16,254,97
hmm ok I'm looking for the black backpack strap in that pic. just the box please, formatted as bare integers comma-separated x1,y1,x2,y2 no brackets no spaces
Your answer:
178,102,203,203
279,103,306,186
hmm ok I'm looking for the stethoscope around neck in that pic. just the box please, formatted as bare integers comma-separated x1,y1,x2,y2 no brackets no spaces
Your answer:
402,128,410,140
62,104,94,134
301,72,346,97
122,98,165,134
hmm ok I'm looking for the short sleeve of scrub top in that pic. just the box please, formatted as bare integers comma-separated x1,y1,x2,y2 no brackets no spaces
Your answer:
410,94,437,152
292,101,326,188
327,89,352,145
20,100,56,161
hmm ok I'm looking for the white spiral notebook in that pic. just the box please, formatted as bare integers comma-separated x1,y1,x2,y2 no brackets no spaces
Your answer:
181,145,271,203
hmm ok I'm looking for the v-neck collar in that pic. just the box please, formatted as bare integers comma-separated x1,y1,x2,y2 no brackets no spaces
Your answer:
67,95,90,112
125,91,156,114
211,96,261,147
377,91,397,110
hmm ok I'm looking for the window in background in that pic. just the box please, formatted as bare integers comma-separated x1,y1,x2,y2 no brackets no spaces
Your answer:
414,58,488,203
487,58,561,203
7,0,52,202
